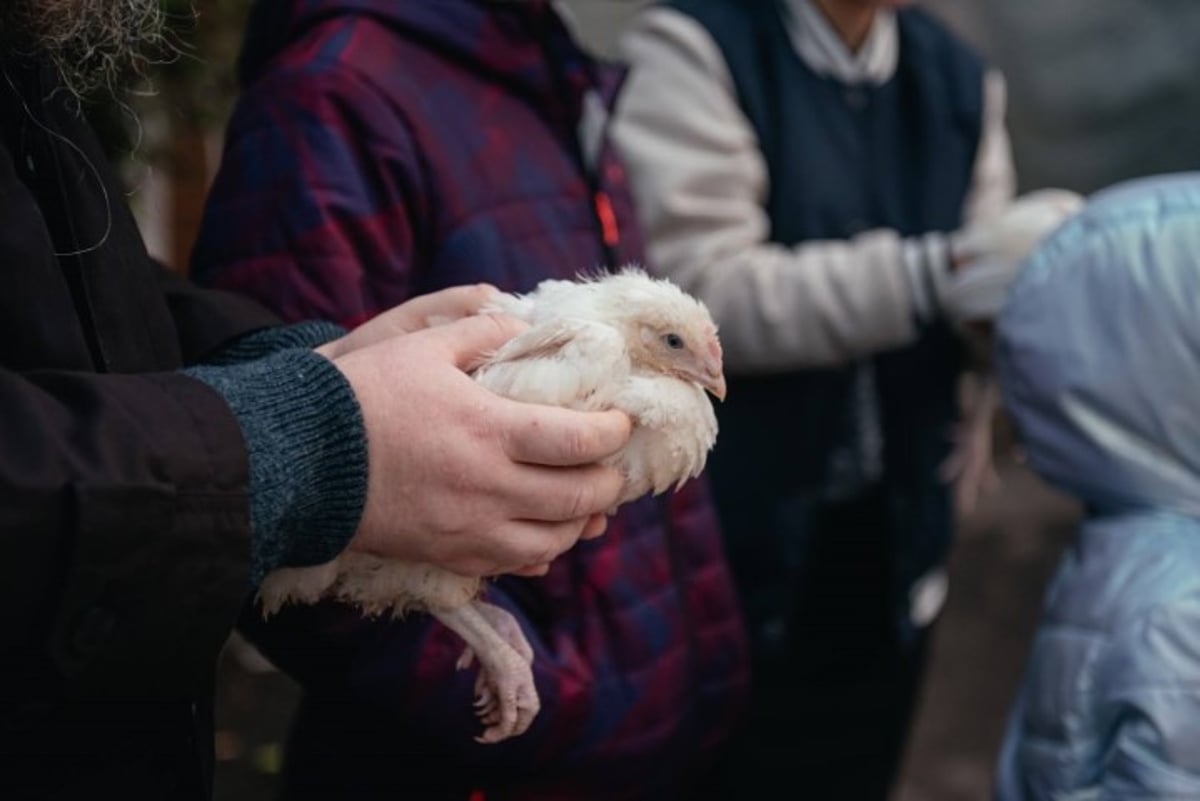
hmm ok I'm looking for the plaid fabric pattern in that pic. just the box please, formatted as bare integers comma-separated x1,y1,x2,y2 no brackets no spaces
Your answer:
194,2,748,798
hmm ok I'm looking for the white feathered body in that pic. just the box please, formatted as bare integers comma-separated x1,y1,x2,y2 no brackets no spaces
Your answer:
257,269,723,742
475,277,717,503
261,271,718,612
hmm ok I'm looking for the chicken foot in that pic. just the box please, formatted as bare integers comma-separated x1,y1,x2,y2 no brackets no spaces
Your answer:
435,600,539,743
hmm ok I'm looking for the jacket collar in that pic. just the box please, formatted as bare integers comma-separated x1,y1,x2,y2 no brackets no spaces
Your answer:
781,0,899,86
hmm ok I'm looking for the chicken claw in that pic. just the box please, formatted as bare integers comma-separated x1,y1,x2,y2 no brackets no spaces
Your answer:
434,603,540,743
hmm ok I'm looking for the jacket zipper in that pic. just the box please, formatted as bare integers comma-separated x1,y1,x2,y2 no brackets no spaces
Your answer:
539,25,621,271
577,115,620,270
592,188,620,267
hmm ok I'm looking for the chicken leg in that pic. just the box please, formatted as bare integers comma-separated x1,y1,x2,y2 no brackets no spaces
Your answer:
434,601,539,743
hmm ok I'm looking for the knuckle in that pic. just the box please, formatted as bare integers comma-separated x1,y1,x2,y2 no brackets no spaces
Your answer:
487,312,527,340
531,541,561,566
563,425,595,464
600,468,623,504
566,481,596,519
470,283,497,304
479,311,507,334
465,419,495,451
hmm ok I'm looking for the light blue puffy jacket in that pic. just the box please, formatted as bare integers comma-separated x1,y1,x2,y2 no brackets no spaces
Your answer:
995,173,1200,800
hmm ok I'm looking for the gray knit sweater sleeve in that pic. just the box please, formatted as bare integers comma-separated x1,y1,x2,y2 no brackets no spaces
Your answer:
184,347,367,584
204,320,346,366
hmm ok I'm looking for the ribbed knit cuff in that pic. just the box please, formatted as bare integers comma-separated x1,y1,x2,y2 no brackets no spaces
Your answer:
184,349,366,584
204,321,346,366
902,232,952,324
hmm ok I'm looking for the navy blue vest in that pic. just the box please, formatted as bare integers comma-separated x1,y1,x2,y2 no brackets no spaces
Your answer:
667,0,984,619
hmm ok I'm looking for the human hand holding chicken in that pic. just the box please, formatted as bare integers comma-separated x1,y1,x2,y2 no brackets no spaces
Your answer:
303,284,628,577
260,270,726,743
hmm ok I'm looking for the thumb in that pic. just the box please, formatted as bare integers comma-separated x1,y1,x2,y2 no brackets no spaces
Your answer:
390,284,503,332
430,312,529,371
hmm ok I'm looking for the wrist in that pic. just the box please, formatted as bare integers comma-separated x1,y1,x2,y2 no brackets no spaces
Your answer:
183,349,368,584
206,320,346,366
314,340,341,360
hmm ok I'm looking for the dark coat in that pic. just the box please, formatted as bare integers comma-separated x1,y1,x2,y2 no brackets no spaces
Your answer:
0,56,278,799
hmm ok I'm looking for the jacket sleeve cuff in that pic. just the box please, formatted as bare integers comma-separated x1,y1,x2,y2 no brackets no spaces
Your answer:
902,233,952,324
203,321,346,367
184,348,366,583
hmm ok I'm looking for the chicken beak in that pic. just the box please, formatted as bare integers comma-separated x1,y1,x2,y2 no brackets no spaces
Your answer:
704,371,727,402
701,333,726,401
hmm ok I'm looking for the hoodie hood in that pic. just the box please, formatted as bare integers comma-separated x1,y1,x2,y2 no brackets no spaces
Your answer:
997,173,1200,518
238,0,584,102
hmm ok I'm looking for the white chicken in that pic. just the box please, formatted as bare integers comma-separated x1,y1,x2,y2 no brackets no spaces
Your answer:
256,268,727,744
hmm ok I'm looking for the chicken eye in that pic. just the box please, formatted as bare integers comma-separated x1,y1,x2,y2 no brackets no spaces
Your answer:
663,333,685,350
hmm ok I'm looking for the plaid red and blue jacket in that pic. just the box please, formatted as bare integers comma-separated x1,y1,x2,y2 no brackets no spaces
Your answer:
192,2,749,799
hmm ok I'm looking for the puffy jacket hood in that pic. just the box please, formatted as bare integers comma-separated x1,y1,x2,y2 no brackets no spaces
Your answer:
239,0,564,98
997,173,1200,518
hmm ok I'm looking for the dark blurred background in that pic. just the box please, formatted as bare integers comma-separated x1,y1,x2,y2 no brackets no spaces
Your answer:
101,2,1200,799
120,1,1200,275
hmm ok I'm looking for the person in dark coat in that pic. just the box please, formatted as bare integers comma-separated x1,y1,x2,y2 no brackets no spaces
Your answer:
0,2,633,798
191,2,749,799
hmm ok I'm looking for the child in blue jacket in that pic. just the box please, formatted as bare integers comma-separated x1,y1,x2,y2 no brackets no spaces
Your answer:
995,173,1200,799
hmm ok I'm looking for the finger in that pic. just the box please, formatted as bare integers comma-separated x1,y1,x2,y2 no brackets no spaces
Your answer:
500,405,632,466
323,287,502,358
511,563,551,577
580,513,608,540
501,462,626,523
479,517,593,575
391,284,501,332
429,313,529,372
